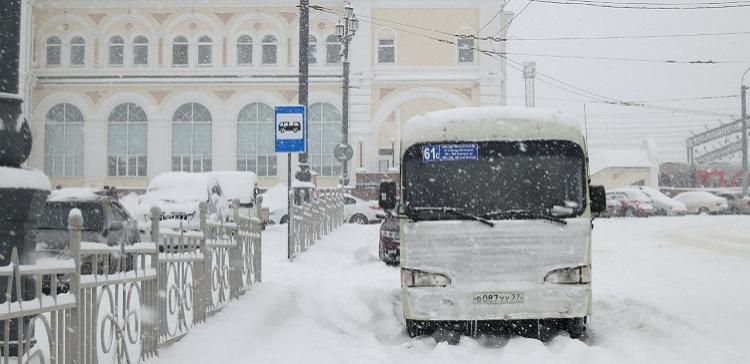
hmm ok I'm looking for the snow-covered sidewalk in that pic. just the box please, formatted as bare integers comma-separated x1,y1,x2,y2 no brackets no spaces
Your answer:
155,216,750,364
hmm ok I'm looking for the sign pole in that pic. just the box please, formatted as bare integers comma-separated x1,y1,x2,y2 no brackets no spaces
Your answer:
287,152,291,260
275,105,306,261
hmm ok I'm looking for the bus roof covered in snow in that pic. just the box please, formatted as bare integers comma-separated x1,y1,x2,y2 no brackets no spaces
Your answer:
401,107,585,152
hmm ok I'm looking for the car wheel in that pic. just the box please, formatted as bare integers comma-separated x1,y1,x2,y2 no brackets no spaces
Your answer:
279,215,289,224
349,214,368,224
698,207,710,215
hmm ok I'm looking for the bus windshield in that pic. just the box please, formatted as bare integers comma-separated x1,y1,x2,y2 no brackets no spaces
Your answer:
402,140,586,221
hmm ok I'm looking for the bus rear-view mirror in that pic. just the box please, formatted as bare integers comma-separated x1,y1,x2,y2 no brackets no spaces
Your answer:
590,185,606,214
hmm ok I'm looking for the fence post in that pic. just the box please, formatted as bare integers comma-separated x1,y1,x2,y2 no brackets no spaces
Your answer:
150,206,161,244
256,195,263,282
148,206,161,357
67,209,82,364
198,202,208,312
232,199,241,298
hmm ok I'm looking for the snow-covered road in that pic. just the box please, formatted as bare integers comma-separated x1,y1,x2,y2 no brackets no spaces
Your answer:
156,216,750,364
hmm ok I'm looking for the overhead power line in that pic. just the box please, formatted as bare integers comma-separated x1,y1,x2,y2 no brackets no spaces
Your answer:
309,5,735,118
501,30,750,41
528,0,750,10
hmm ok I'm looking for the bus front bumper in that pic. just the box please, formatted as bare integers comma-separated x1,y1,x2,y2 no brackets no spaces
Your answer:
402,284,591,322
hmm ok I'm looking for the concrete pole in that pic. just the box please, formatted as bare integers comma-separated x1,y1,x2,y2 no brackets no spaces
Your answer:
342,29,351,186
741,85,748,196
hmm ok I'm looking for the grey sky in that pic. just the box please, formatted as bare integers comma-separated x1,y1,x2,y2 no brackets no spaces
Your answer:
499,0,750,162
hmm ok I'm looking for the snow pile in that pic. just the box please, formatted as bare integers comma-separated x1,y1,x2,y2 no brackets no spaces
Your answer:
48,188,100,202
0,167,50,190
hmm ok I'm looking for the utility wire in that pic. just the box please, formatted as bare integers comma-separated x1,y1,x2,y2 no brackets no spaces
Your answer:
477,0,513,35
503,30,750,41
495,51,747,64
493,1,533,36
528,0,750,10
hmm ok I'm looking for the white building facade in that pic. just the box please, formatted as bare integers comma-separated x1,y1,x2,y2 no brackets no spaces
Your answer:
26,0,509,189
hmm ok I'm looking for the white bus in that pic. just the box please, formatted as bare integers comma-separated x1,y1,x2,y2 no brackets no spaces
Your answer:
378,107,606,342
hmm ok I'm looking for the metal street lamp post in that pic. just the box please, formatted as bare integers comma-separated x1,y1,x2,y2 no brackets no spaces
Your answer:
335,2,359,186
741,67,750,196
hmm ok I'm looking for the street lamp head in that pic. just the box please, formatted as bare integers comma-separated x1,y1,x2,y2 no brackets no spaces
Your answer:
344,2,354,18
335,20,345,37
348,16,359,32
390,137,395,144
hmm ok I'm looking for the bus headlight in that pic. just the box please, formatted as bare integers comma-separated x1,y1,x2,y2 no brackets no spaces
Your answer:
544,265,591,284
401,268,451,287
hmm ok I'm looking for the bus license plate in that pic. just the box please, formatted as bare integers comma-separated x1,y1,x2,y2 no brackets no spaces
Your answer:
473,292,524,304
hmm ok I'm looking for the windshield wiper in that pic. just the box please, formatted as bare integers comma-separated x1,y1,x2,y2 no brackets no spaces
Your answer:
481,209,567,225
409,206,495,227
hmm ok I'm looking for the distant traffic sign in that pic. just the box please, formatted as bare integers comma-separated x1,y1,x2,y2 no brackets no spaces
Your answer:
275,105,306,153
334,143,354,162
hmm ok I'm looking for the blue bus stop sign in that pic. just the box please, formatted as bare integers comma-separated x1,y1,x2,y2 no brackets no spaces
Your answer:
274,105,306,153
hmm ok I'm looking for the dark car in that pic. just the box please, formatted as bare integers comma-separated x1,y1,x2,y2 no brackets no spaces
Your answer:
378,210,400,266
35,188,140,275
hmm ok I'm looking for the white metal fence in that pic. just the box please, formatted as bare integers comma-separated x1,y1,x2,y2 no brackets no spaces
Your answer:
0,198,262,364
288,189,344,262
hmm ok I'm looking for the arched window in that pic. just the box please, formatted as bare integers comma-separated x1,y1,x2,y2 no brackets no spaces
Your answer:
109,35,124,65
172,103,212,172
173,36,189,66
308,35,317,64
237,102,277,176
457,37,475,63
377,29,395,64
46,36,61,66
70,36,86,66
133,36,149,65
308,102,342,177
44,103,84,177
198,35,213,65
108,103,148,177
262,35,277,65
237,35,253,65
326,34,341,64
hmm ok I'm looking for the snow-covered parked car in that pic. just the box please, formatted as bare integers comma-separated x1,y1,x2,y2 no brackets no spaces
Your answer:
632,186,687,216
607,188,657,217
136,172,229,232
343,193,382,224
261,183,290,225
673,191,728,215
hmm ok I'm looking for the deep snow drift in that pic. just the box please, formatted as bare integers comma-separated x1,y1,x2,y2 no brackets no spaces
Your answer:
155,216,750,364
